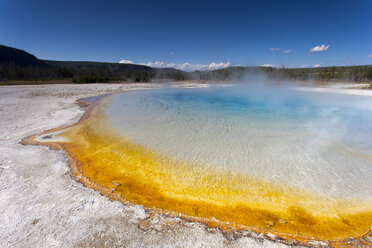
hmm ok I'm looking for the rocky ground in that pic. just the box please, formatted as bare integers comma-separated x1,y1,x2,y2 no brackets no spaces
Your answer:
0,83,298,248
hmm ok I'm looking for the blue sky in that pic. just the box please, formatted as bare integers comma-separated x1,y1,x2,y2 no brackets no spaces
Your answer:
1,0,371,70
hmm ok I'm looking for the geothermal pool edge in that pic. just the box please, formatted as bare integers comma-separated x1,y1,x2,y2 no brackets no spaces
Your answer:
21,88,372,248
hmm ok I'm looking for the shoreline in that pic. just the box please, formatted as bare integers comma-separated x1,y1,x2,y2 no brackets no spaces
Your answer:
20,98,312,247
1,83,308,248
296,86,372,96
21,85,372,247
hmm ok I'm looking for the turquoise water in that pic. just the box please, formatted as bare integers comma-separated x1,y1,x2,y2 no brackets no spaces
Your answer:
104,85,372,199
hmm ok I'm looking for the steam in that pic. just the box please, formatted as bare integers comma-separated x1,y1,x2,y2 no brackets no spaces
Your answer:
206,71,372,161
105,78,372,198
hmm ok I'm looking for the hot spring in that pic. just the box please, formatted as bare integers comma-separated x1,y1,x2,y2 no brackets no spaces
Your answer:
58,84,372,241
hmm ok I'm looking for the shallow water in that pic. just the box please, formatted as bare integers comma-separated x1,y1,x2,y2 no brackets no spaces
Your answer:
105,85,372,200
60,84,372,241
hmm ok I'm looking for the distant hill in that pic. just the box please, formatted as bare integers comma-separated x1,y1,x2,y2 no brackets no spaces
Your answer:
43,60,154,73
42,60,185,75
0,44,184,74
0,45,46,67
0,45,187,82
1,44,371,83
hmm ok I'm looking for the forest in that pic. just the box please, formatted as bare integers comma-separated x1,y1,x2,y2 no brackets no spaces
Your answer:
1,45,372,83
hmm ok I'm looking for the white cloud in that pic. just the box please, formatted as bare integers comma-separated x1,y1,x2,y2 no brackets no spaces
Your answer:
142,61,176,68
283,49,292,54
119,59,134,64
301,64,310,68
313,63,323,68
368,54,372,58
269,48,280,51
206,62,231,70
260,64,278,68
177,61,231,71
310,44,330,53
119,59,231,71
170,52,175,55
146,61,231,71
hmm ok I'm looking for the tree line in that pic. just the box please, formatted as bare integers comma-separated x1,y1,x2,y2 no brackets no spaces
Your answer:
1,61,372,83
192,66,372,82
0,62,189,83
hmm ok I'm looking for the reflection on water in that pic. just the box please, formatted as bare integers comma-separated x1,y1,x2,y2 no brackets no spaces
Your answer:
60,85,372,241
